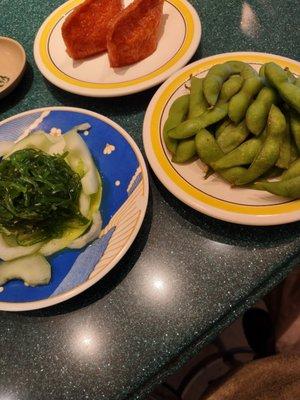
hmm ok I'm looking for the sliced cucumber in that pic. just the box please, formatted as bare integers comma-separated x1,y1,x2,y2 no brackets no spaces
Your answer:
48,137,66,155
65,154,86,177
81,168,99,195
79,192,91,218
0,254,51,286
88,180,102,219
0,234,43,261
69,212,102,249
64,131,99,194
0,141,14,157
4,132,52,158
40,223,90,256
64,131,93,167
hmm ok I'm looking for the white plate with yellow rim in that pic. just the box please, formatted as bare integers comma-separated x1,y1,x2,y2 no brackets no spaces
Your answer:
33,0,201,97
143,52,300,226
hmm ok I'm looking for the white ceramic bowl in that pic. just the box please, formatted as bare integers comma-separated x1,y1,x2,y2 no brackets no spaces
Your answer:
0,37,26,99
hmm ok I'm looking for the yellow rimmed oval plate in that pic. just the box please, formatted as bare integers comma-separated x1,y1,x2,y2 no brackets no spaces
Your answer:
33,0,201,97
143,52,300,226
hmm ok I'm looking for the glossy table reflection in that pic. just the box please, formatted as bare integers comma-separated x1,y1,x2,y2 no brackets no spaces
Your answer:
1,1,300,399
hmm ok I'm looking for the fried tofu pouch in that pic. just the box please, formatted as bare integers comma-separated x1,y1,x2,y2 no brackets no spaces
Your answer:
62,0,123,60
107,0,164,67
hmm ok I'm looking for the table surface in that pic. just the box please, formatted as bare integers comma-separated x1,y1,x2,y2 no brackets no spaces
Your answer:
1,0,300,399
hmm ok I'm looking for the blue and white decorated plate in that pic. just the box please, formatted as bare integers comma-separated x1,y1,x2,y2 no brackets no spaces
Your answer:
0,107,148,311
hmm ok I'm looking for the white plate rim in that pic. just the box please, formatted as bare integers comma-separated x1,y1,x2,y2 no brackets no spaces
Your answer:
143,51,300,226
33,0,202,97
0,106,149,311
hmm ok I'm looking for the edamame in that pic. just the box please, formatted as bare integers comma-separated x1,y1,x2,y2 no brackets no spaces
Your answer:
172,137,196,163
163,94,190,153
234,105,286,185
217,120,250,154
228,77,263,123
203,61,257,106
246,86,278,135
265,62,300,113
188,77,208,119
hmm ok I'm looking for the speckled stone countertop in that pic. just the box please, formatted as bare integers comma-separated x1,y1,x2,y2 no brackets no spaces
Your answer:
1,1,300,399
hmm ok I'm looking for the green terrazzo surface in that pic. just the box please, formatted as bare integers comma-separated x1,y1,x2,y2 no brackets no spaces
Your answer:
0,1,300,399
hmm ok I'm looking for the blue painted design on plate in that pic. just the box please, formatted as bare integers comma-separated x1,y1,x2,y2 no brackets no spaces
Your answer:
0,112,43,141
128,172,143,196
0,109,141,303
51,228,115,297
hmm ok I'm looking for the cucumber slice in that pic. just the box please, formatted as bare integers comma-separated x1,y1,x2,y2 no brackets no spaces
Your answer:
40,223,90,256
79,192,90,218
0,141,14,157
81,168,99,195
64,131,93,167
69,212,102,249
64,131,99,194
0,254,51,286
65,154,86,177
4,132,52,158
48,137,66,155
0,234,43,261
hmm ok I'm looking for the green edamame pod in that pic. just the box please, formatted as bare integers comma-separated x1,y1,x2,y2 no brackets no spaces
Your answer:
284,67,296,84
228,77,263,123
164,94,190,131
281,158,300,180
246,87,278,135
290,140,299,164
234,105,286,185
188,77,208,119
220,167,247,184
170,119,202,139
211,137,262,170
199,102,229,129
259,65,266,79
195,129,223,164
215,119,232,139
218,75,244,103
260,64,296,84
276,121,291,169
163,94,190,153
163,128,178,154
203,61,257,106
261,166,283,180
194,128,246,184
265,62,300,114
254,176,300,198
170,103,228,139
217,120,250,154
290,109,300,152
289,143,299,167
295,78,300,88
259,64,270,87
172,137,196,163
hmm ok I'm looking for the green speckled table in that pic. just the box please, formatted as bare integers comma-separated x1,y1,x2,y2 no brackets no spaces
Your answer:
1,1,300,399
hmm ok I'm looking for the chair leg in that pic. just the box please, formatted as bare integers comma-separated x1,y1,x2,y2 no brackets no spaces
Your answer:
149,382,181,400
242,307,275,358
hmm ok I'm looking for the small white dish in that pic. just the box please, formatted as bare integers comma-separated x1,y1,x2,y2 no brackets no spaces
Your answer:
0,37,26,99
33,0,201,97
